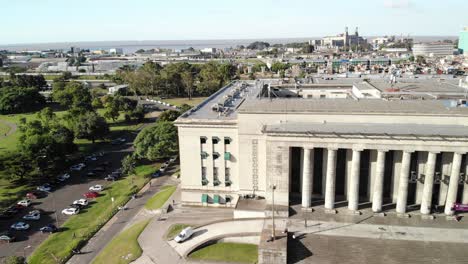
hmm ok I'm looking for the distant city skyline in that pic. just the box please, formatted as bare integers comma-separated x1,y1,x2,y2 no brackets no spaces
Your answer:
1,0,467,45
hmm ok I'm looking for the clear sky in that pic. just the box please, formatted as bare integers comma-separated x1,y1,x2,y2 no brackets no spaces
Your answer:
1,0,467,45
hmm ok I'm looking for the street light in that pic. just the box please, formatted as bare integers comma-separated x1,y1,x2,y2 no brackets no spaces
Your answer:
270,184,276,241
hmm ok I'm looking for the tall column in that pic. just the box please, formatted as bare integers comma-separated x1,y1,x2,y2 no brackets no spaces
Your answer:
301,148,313,208
324,148,337,210
420,151,437,215
348,149,361,211
463,159,468,204
372,150,386,213
445,152,463,215
396,151,412,214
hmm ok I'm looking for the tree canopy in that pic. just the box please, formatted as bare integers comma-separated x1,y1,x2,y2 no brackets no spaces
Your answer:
133,121,178,160
0,86,45,114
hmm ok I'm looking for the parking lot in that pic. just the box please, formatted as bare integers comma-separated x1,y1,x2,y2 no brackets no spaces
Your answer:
0,136,134,259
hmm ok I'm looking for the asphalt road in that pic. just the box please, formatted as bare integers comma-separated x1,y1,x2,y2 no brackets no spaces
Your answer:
0,134,136,259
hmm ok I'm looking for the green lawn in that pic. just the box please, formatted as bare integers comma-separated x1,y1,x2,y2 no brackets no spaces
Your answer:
144,185,176,210
28,163,159,264
156,97,207,107
92,219,150,264
165,223,191,240
188,243,258,264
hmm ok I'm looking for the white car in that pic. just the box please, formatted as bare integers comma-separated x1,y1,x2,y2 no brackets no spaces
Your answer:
62,207,80,215
61,173,71,179
11,222,30,230
174,227,194,243
37,184,52,192
73,199,88,206
17,199,31,207
23,210,40,220
169,156,177,163
70,163,86,171
89,185,104,192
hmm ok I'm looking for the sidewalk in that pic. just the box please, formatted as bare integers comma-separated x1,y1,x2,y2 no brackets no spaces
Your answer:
289,218,468,244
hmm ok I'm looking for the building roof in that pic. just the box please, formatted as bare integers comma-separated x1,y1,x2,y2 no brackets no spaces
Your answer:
238,98,468,116
264,122,468,137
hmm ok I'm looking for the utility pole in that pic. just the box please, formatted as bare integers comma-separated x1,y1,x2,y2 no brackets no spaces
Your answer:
271,184,276,241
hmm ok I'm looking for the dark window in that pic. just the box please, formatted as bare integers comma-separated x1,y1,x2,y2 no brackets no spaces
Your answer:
213,152,220,160
201,152,208,159
212,137,219,144
201,167,207,178
200,137,207,144
213,167,218,177
224,137,231,144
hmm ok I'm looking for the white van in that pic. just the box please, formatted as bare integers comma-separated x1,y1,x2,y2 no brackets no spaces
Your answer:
174,227,194,243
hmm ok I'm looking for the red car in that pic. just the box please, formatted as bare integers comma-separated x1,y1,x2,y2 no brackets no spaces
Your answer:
83,192,99,199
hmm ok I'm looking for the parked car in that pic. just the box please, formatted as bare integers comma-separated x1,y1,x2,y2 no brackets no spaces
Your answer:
0,211,15,219
10,222,30,230
0,231,15,243
37,184,52,192
23,210,41,221
73,199,88,206
170,156,178,163
70,163,86,171
56,175,67,182
104,175,116,181
89,185,104,192
83,192,99,199
17,200,31,207
151,170,161,178
96,152,105,157
163,161,170,167
174,227,194,243
85,155,98,162
69,204,83,210
93,167,106,173
39,224,57,233
98,161,110,167
62,207,80,215
86,172,96,177
5,206,19,215
159,167,166,173
26,191,45,199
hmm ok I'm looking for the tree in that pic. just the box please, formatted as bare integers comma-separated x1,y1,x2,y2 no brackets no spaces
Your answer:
134,121,178,160
247,41,270,50
178,104,192,113
4,256,25,264
52,81,92,111
158,110,181,122
92,97,103,109
0,87,45,114
121,154,136,176
2,153,33,182
73,112,109,143
270,62,290,73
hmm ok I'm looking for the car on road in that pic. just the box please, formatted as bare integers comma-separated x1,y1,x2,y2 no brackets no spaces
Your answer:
56,175,68,182
62,207,80,215
37,184,52,192
89,185,104,192
39,224,58,233
159,167,166,173
170,156,178,163
174,227,194,243
163,160,170,167
17,199,31,207
23,210,41,221
73,199,88,206
0,231,15,243
70,163,86,171
151,170,161,178
83,192,99,199
10,222,30,230
4,206,20,215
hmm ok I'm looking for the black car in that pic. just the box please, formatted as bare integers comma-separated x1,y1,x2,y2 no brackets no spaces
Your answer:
0,231,15,243
93,167,106,173
69,204,83,209
39,224,58,233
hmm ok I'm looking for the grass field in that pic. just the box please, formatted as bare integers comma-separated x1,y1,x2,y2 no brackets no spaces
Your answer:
188,243,258,263
28,163,159,264
165,223,191,240
157,97,207,107
0,121,11,135
144,185,176,210
92,219,150,264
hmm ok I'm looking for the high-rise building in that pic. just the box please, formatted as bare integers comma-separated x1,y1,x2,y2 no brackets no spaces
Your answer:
458,27,468,55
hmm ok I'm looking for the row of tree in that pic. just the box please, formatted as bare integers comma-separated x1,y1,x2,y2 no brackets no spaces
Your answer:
113,61,237,98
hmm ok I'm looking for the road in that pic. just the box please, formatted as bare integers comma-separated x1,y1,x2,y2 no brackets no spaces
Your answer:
0,129,138,259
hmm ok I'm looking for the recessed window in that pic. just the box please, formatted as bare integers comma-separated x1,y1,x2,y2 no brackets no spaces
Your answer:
200,137,207,144
201,167,207,177
213,167,218,177
201,151,208,159
212,137,219,144
224,137,231,144
213,152,220,160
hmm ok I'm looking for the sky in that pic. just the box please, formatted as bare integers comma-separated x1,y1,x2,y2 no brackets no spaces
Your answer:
0,0,467,45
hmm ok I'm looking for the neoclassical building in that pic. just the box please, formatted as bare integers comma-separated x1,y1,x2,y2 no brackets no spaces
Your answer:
175,77,468,217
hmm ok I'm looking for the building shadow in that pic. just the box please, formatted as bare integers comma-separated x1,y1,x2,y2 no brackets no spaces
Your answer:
287,233,313,264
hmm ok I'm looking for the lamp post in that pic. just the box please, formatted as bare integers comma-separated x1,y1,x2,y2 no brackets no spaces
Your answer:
271,184,276,241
